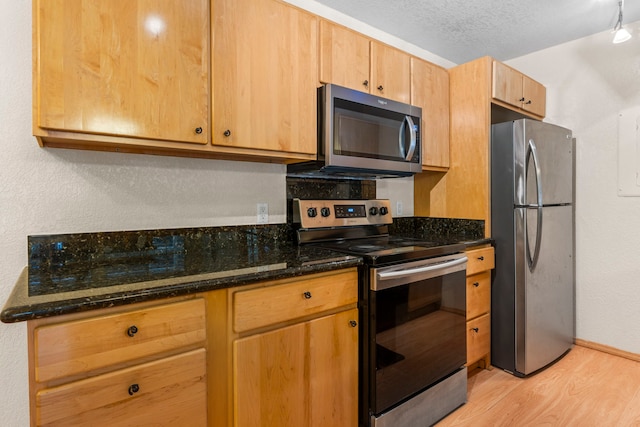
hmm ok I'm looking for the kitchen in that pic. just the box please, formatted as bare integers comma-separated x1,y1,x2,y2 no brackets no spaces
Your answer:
1,0,640,425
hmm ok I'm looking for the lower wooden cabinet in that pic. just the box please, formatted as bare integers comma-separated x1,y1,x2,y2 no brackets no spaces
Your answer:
35,349,207,426
27,297,207,426
234,308,358,427
207,268,359,427
465,246,495,371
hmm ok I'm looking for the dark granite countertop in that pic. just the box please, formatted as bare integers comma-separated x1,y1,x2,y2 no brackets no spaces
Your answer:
1,218,490,324
1,225,360,323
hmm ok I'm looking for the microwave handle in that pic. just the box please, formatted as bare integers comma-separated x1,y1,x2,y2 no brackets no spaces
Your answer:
399,116,417,161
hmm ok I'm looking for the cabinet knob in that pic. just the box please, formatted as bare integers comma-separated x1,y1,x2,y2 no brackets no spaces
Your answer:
377,85,384,91
127,325,138,337
363,80,369,87
472,327,479,333
303,291,312,299
194,127,203,134
525,100,532,105
473,282,480,287
128,384,140,396
519,97,525,102
478,256,484,261
349,320,358,328
223,129,231,137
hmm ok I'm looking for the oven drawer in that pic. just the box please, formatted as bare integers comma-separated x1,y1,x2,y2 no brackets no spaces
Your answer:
33,299,206,382
467,313,490,364
233,269,358,332
465,246,495,276
466,271,491,319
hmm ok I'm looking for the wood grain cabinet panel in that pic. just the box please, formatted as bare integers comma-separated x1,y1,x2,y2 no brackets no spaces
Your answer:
319,20,371,92
35,349,207,427
466,271,491,320
465,246,494,370
233,269,357,332
492,60,546,118
28,297,208,426
370,41,411,103
466,246,495,276
34,299,206,382
34,0,209,146
234,308,358,427
467,313,491,367
411,57,450,170
212,0,318,159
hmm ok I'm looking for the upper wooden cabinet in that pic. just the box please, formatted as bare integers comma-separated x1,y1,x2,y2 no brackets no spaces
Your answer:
319,20,371,93
492,60,546,117
34,0,210,150
319,20,411,104
415,57,546,235
212,0,318,160
411,57,450,170
370,42,411,103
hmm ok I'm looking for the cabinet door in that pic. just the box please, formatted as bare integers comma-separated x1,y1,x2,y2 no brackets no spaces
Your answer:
234,309,358,427
319,20,370,92
492,60,523,108
370,42,411,103
522,75,546,117
411,57,450,169
35,0,209,144
213,0,318,156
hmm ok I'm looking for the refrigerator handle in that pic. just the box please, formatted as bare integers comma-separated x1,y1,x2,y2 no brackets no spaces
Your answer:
526,138,543,270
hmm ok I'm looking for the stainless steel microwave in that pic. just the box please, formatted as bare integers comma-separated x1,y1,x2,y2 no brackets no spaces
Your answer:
287,84,422,179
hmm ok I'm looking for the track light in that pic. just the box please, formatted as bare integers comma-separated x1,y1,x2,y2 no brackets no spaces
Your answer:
613,0,631,44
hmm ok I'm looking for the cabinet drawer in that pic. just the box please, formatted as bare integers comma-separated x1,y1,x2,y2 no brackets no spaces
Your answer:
467,313,490,365
34,299,206,382
233,270,357,332
36,349,207,427
466,271,491,319
466,246,495,276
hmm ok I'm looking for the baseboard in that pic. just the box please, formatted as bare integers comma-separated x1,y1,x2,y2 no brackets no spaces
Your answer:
575,338,640,362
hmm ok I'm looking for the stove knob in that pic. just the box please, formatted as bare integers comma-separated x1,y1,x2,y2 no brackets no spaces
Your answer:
379,206,389,216
320,207,331,217
307,207,318,218
369,207,378,216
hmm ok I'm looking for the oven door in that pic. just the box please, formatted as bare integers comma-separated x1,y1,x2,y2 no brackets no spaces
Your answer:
368,253,467,416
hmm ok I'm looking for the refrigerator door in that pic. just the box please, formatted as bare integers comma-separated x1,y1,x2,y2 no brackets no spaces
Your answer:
513,120,573,207
515,204,574,375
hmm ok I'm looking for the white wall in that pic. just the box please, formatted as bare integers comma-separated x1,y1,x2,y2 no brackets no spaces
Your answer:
507,21,640,355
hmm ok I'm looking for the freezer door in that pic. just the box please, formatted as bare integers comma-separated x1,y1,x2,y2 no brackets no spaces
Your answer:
514,120,573,206
514,205,574,375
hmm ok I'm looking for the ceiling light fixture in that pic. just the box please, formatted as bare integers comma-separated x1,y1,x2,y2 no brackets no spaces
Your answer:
613,0,631,44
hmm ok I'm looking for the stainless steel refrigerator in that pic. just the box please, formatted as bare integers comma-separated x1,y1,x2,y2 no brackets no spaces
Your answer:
491,118,575,377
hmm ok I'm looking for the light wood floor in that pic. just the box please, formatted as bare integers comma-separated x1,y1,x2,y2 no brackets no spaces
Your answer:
436,345,640,426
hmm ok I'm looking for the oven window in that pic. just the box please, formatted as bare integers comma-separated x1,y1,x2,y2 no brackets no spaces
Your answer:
371,269,466,415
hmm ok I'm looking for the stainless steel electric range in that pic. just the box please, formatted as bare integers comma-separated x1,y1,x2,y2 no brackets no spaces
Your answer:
293,199,469,427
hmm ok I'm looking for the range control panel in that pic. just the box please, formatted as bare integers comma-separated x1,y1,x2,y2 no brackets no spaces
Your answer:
293,199,393,229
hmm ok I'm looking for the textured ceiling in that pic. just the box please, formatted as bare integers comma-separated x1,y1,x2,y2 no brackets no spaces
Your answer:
312,0,640,64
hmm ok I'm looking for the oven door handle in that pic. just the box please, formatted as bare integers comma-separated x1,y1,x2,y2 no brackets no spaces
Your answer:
376,256,467,281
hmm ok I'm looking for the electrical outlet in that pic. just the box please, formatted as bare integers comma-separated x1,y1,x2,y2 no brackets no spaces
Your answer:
396,201,403,216
257,203,268,224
